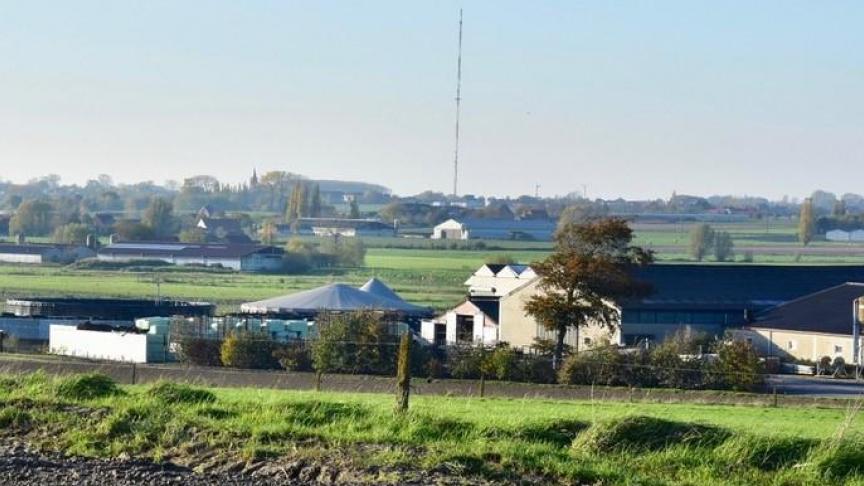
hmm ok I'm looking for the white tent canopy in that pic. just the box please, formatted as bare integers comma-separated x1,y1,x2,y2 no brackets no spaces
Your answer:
240,281,430,316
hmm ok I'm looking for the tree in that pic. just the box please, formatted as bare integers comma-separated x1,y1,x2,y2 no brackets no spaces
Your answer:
299,184,310,219
8,199,53,236
713,231,734,262
143,197,176,239
312,311,397,375
113,220,154,241
833,199,847,217
310,184,322,218
259,221,277,245
798,198,814,246
285,181,304,222
53,223,91,245
688,224,715,261
178,228,208,243
525,218,653,368
348,198,360,219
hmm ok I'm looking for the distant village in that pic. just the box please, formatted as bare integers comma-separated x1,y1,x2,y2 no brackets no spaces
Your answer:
0,171,863,270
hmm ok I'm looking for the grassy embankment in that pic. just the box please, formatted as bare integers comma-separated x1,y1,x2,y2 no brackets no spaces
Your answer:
2,372,864,484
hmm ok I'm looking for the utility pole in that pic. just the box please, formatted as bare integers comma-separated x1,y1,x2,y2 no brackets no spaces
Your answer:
452,9,463,197
534,184,540,198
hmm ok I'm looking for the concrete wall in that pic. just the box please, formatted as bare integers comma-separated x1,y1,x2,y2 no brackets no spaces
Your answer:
0,253,43,264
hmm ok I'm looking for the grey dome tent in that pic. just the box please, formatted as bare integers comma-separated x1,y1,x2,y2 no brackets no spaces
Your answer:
240,282,431,317
359,277,404,303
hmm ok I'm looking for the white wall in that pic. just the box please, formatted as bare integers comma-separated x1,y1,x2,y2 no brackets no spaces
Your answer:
49,326,166,363
0,254,43,264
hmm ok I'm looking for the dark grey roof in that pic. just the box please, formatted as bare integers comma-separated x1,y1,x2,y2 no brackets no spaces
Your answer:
628,264,864,310
98,242,282,259
0,243,80,255
752,283,864,335
297,218,392,230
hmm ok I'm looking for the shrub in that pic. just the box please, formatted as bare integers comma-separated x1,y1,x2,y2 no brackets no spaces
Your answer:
558,345,622,386
176,337,223,367
713,339,763,391
220,332,280,369
146,382,216,404
572,416,729,453
56,373,123,400
273,342,313,372
444,346,485,379
312,311,398,374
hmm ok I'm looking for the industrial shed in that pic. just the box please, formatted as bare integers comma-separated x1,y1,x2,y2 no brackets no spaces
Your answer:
97,242,284,272
736,283,864,363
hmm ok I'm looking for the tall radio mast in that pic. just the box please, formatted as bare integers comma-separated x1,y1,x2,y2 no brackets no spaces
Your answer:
452,9,463,197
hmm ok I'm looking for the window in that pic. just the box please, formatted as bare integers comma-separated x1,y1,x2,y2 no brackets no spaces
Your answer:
787,341,796,351
433,323,447,346
835,345,844,355
583,337,592,346
456,315,474,343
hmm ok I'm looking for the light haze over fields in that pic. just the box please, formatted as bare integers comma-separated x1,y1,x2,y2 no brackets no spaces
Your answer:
1,1,862,199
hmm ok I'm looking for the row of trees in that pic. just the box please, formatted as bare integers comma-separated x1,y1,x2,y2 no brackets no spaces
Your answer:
688,224,735,261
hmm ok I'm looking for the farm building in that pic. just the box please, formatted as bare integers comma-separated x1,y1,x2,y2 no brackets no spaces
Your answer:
430,218,556,241
0,242,95,264
734,283,864,363
195,216,252,243
422,263,864,350
97,241,284,272
277,218,395,238
422,264,615,349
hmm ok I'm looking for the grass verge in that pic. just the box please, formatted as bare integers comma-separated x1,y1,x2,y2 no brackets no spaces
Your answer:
1,371,864,484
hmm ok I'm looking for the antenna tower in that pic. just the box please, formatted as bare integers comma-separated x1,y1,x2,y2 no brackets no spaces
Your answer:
452,9,463,197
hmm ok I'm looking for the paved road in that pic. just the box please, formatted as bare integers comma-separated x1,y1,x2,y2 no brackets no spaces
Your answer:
766,374,864,397
649,244,864,256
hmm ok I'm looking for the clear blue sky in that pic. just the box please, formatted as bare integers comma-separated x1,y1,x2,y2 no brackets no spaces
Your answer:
1,1,862,199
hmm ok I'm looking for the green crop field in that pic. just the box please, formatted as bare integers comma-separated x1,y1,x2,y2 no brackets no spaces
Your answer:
2,372,864,484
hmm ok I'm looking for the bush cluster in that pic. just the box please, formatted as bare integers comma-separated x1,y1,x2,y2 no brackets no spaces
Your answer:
558,337,763,391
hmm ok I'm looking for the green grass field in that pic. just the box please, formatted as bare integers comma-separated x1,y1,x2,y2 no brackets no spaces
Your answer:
1,219,863,312
3,372,864,484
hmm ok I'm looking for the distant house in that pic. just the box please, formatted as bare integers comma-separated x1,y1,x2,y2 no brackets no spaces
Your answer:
430,218,556,241
421,263,613,348
97,241,284,272
0,242,95,264
195,217,252,243
826,229,864,242
277,218,395,238
735,283,864,364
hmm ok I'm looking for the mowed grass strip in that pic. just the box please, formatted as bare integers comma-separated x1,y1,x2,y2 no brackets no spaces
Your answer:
3,372,864,484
